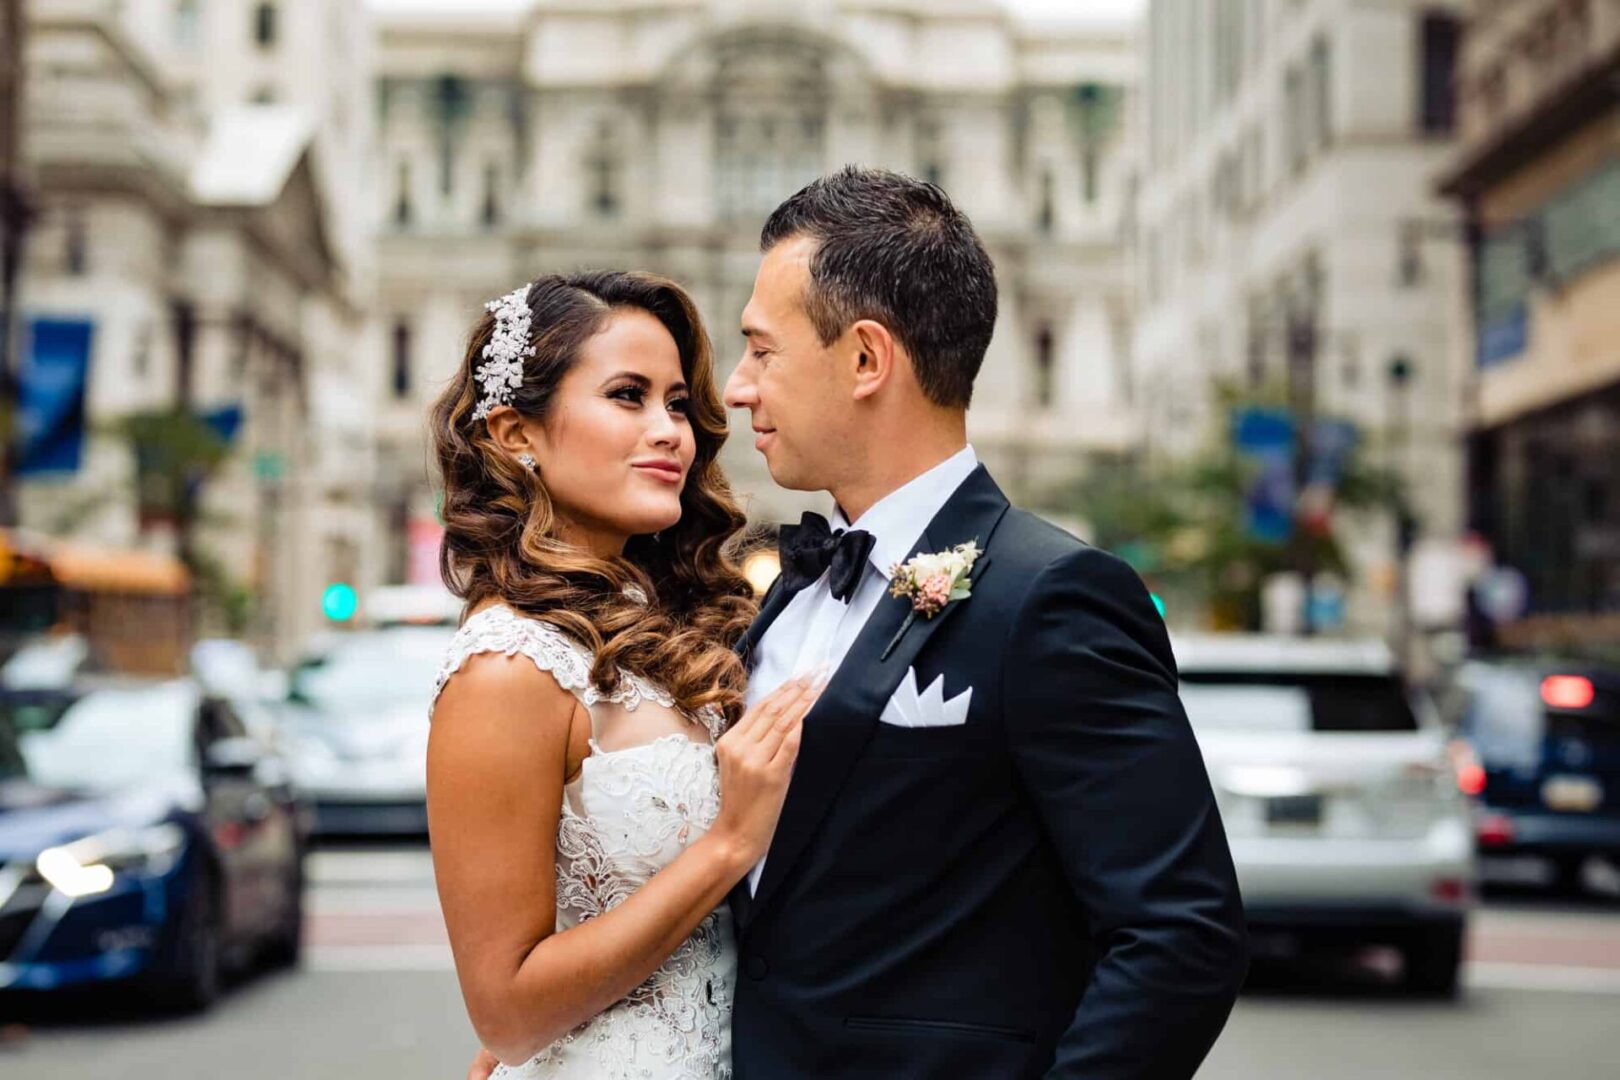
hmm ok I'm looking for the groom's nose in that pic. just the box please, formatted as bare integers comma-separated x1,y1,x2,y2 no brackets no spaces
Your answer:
723,360,756,411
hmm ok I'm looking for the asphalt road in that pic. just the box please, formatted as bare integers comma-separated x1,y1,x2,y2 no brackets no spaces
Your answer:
2,846,1617,1079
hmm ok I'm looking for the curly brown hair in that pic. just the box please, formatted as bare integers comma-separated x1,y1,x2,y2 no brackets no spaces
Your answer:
429,271,758,723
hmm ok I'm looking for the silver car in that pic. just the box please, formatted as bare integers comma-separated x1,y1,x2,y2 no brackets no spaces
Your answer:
1174,635,1474,996
276,625,456,837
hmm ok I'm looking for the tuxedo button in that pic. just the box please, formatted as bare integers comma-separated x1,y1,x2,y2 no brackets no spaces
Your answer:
745,956,769,981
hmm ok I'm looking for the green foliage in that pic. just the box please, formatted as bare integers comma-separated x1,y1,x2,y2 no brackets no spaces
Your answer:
1045,389,1408,631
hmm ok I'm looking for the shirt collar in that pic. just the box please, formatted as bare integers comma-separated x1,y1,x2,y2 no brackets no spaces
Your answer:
831,444,979,581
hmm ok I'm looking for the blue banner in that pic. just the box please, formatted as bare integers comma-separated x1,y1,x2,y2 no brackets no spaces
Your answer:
1233,408,1295,544
17,318,95,476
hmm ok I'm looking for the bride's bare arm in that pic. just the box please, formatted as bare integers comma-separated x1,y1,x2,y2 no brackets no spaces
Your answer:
428,654,812,1066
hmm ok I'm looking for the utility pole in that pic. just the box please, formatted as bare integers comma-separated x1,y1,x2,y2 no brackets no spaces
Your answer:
0,0,29,529
1286,295,1319,636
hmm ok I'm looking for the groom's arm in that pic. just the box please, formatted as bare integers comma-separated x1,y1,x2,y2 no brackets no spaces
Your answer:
1002,545,1248,1080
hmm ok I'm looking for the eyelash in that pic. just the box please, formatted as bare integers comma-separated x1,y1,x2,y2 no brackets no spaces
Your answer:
610,386,690,415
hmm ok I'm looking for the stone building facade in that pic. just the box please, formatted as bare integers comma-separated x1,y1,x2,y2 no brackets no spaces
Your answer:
368,0,1139,579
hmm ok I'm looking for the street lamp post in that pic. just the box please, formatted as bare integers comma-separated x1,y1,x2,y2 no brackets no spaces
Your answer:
0,0,30,530
1286,298,1319,635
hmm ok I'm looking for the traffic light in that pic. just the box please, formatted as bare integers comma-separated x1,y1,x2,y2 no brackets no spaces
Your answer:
321,582,358,622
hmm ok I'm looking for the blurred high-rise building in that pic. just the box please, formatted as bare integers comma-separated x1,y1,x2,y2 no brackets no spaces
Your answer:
14,0,373,663
366,0,1140,581
1439,0,1620,639
1133,0,1470,634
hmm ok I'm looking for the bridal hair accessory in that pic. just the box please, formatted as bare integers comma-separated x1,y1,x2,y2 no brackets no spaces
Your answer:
517,452,537,473
472,283,536,421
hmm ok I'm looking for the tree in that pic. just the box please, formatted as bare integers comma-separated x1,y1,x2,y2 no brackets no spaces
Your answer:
1046,383,1408,632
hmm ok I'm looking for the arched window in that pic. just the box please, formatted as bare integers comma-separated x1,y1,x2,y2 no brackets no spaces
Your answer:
393,161,413,228
254,3,277,49
481,163,502,228
713,35,829,221
585,121,621,219
391,321,413,399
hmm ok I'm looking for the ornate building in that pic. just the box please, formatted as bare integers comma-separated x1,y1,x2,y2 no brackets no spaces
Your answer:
1440,0,1620,637
1133,0,1470,634
15,0,371,661
368,0,1138,579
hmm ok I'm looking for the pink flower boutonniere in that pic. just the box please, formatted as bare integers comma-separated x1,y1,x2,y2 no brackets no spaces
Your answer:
888,541,981,618
880,540,982,662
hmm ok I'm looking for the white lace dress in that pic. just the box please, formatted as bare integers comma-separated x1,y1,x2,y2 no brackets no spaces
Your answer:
431,604,736,1080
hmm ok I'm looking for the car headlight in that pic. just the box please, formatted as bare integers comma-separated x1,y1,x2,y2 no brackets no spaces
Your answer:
36,824,186,898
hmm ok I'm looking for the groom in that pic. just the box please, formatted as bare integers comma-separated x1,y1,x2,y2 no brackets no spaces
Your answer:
720,167,1246,1078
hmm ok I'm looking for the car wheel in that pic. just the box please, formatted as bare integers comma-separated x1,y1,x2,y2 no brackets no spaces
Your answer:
148,859,224,1013
262,854,305,970
1550,856,1587,896
1403,925,1464,998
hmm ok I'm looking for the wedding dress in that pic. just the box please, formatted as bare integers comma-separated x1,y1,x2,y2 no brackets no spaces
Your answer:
431,604,735,1079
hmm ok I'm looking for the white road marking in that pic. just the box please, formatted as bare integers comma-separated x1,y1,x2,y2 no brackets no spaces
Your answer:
308,850,436,885
306,944,456,972
1467,963,1620,995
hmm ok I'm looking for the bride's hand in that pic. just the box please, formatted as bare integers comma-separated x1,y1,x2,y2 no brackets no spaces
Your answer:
466,1046,499,1080
709,674,822,865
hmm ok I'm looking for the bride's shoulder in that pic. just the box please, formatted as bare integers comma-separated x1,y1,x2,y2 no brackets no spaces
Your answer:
431,603,598,717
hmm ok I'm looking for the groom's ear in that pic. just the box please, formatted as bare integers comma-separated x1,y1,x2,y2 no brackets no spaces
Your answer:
849,319,896,402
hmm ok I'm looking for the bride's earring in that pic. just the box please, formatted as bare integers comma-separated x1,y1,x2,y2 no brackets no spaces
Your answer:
517,452,537,474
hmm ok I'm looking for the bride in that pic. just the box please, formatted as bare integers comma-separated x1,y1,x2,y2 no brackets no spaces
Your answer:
426,271,818,1078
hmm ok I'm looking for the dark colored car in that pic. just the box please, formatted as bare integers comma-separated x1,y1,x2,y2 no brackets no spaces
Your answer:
1452,660,1620,889
0,677,307,1011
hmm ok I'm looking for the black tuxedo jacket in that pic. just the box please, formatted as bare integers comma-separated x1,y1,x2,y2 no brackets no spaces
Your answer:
728,466,1248,1079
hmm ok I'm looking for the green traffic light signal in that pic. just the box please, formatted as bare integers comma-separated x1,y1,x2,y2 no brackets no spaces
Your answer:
322,582,358,622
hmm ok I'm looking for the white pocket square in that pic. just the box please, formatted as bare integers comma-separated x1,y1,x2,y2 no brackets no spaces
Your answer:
880,668,972,728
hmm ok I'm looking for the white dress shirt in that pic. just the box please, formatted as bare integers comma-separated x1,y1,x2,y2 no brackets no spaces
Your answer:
745,444,980,893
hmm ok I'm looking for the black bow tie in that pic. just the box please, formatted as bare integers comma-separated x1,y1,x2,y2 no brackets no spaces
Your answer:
776,512,875,603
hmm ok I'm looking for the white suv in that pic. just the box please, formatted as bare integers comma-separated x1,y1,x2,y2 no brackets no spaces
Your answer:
1173,635,1474,995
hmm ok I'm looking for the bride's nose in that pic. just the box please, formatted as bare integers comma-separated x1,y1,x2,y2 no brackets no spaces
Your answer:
646,409,681,449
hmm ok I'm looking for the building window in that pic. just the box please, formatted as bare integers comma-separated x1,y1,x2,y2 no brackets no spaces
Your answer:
1283,65,1305,175
393,161,412,227
586,122,621,219
481,163,502,228
392,322,413,399
1245,295,1268,387
1037,169,1055,234
1033,325,1056,408
1308,36,1332,153
916,119,944,188
434,75,468,198
254,3,277,49
175,0,201,48
1420,13,1460,135
715,34,828,221
65,211,88,276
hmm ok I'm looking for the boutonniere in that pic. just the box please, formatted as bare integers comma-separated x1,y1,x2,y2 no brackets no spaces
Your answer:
881,541,981,661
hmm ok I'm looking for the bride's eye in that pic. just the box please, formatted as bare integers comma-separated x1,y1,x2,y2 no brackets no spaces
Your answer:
668,398,692,416
609,386,645,406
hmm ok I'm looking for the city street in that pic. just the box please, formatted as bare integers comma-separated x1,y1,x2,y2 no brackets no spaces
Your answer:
0,845,1616,1079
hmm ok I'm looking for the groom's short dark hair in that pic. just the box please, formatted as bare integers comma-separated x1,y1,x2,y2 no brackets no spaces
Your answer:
760,166,997,409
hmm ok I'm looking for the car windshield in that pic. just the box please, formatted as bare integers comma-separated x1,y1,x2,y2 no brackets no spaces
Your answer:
0,684,195,791
289,627,455,717
1179,672,1418,734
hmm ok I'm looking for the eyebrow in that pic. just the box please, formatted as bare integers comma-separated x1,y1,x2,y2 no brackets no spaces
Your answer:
602,371,688,394
741,326,774,344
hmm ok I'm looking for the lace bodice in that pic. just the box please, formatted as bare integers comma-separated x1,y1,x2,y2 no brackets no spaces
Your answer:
431,605,735,1080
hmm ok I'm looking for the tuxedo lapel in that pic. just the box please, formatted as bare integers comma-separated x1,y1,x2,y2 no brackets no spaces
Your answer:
735,573,794,669
742,466,1011,928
